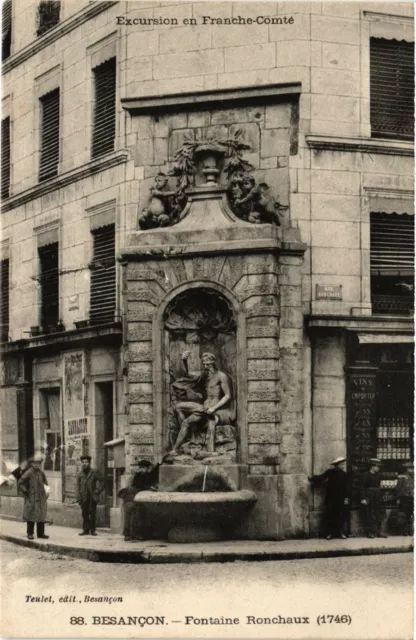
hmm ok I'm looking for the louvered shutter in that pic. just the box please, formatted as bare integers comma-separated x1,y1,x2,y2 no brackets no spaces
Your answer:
92,58,116,158
90,225,116,324
370,38,414,140
39,242,59,328
37,1,60,37
1,259,9,342
370,213,414,276
39,88,60,182
2,0,11,60
1,117,10,199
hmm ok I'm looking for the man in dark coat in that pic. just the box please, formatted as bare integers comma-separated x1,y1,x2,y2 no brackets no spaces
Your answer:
76,456,104,536
309,456,349,540
360,457,387,539
396,461,414,535
118,459,158,541
18,453,49,540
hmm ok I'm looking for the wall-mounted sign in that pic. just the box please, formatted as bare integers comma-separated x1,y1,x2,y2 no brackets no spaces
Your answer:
67,417,88,437
316,284,342,300
68,294,79,311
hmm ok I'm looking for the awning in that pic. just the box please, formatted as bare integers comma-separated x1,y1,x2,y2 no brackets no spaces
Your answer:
357,333,414,344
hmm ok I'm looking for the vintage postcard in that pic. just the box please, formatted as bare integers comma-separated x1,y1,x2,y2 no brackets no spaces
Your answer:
0,0,414,638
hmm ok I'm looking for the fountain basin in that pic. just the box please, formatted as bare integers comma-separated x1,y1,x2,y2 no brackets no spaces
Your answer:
134,490,257,542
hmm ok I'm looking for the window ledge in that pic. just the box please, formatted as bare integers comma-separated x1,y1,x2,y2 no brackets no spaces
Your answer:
2,1,118,75
306,135,414,157
1,321,122,354
1,149,129,214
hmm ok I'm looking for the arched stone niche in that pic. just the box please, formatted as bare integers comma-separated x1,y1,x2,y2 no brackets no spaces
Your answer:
162,288,238,465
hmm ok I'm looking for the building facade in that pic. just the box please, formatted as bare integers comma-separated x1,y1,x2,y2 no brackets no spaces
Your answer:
1,0,414,537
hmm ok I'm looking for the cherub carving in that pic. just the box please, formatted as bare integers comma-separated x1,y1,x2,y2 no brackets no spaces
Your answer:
138,173,184,230
228,172,286,225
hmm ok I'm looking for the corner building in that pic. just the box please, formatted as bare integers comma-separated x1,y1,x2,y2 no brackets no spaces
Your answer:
1,1,413,538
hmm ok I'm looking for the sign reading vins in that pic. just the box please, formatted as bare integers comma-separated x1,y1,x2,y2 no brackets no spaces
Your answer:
348,373,377,504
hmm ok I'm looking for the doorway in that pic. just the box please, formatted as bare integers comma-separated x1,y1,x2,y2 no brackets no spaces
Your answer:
94,381,114,519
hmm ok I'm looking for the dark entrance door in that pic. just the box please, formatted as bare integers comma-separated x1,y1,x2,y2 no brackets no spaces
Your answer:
94,381,114,524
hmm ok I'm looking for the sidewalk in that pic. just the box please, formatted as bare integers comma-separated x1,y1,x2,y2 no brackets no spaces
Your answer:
0,517,413,564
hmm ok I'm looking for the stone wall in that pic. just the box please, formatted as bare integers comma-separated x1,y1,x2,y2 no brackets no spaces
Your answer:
309,331,347,534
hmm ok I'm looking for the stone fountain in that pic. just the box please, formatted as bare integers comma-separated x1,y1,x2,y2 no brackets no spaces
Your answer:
120,126,306,541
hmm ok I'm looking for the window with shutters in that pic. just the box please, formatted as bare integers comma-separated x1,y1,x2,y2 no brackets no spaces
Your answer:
370,212,414,315
370,38,414,140
90,225,116,324
1,117,11,199
39,88,60,182
1,259,10,342
92,58,116,159
2,0,11,60
37,0,60,37
38,242,59,329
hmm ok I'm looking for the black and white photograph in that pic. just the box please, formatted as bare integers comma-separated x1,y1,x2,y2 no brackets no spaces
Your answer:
0,0,414,638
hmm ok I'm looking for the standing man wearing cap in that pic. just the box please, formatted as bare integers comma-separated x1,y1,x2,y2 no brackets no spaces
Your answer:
17,453,49,540
76,456,104,536
360,458,387,539
309,457,349,540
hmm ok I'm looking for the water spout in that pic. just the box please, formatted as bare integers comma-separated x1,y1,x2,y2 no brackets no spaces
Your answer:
202,465,208,492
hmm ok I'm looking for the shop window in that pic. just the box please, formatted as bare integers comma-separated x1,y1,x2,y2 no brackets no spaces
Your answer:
92,57,116,158
370,37,414,140
39,88,60,182
89,224,116,324
2,0,11,60
1,117,10,198
37,0,60,37
38,242,59,330
40,389,61,472
0,258,9,342
370,212,414,315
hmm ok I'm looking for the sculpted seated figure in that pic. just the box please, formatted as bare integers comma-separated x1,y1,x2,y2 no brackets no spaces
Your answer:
169,351,235,456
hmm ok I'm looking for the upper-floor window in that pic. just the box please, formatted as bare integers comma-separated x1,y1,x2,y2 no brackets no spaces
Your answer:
370,212,414,316
38,242,59,329
89,224,116,324
0,258,10,342
2,0,12,60
39,88,60,182
370,37,414,140
37,0,60,37
92,58,116,159
1,117,11,198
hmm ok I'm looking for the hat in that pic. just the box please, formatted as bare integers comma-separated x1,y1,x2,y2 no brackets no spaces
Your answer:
369,458,381,465
32,452,43,462
80,455,92,462
330,456,346,466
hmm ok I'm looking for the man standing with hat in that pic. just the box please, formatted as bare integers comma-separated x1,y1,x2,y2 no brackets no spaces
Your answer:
360,458,387,539
309,456,349,540
76,456,104,536
17,453,49,540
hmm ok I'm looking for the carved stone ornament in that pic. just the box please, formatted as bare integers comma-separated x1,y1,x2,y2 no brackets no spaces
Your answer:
163,289,237,465
137,129,287,229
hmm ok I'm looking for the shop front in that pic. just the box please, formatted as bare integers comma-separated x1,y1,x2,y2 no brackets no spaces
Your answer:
347,333,414,534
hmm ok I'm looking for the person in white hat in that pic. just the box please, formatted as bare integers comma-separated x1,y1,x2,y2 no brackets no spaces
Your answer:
17,453,49,540
309,456,349,540
360,458,387,539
